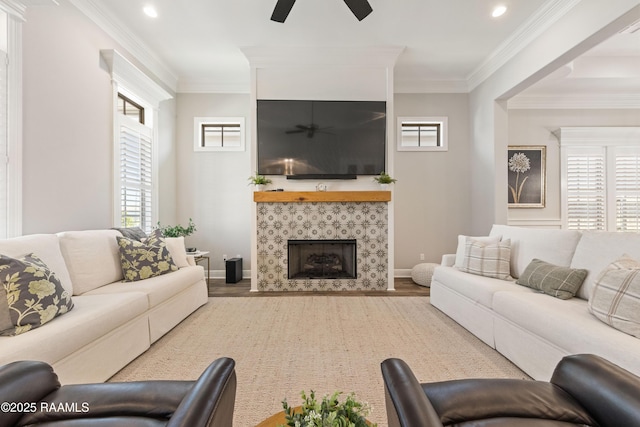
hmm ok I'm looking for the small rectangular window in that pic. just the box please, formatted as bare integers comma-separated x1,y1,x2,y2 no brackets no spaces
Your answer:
118,93,145,125
194,117,245,152
397,117,448,151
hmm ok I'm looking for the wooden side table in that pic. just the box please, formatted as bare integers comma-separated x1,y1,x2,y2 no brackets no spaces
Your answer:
190,250,210,283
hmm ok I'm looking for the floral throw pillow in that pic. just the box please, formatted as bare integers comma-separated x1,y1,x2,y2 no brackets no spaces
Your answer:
0,253,74,336
117,230,177,282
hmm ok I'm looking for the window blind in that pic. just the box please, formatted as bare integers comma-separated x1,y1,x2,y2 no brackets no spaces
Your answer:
615,149,640,232
565,151,606,230
119,117,153,233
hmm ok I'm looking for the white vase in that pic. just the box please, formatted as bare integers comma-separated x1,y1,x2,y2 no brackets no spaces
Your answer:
379,183,389,190
255,184,265,192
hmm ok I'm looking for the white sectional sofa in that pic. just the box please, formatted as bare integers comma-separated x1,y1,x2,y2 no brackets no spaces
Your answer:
431,224,640,381
0,230,208,384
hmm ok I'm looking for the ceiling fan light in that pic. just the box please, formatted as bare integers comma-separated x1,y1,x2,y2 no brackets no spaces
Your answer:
143,5,158,18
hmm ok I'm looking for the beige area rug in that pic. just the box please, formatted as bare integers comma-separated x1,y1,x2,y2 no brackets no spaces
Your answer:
110,297,528,426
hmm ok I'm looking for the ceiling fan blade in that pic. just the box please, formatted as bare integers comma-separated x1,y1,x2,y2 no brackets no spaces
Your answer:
343,0,372,21
271,0,296,23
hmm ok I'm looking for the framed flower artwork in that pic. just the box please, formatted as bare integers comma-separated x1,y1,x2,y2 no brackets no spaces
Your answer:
508,146,546,208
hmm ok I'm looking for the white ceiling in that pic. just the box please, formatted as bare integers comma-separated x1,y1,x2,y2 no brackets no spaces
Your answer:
67,0,639,101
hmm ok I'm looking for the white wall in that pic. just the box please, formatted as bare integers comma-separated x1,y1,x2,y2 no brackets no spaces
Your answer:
175,93,252,273
469,0,640,235
21,0,177,234
394,93,471,267
507,108,640,226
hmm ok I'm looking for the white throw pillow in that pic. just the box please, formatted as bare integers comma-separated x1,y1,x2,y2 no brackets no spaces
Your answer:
588,255,640,338
458,239,512,280
165,237,189,268
454,235,501,269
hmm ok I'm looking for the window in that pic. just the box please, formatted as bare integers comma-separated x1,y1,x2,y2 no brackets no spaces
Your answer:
194,117,245,152
560,127,640,231
118,106,153,231
101,49,172,234
397,117,448,151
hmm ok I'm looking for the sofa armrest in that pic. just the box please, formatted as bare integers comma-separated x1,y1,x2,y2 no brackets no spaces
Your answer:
381,358,444,427
168,357,237,427
186,255,196,266
441,254,456,267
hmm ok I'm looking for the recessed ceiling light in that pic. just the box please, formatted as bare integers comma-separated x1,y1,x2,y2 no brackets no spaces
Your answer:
143,5,158,18
492,5,507,18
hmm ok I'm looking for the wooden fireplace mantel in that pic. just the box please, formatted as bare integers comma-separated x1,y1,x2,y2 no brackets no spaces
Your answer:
253,191,391,203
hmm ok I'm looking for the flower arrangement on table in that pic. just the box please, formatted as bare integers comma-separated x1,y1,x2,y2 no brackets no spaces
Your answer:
279,390,376,427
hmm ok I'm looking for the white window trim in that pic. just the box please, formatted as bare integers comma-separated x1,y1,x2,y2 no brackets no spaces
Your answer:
193,117,245,152
101,50,172,231
397,116,448,152
559,126,640,231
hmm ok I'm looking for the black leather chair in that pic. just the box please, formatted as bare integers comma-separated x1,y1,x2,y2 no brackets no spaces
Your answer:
381,354,640,427
0,357,236,427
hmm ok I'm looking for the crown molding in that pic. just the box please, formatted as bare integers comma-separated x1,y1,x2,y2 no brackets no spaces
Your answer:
508,93,640,109
467,0,581,91
241,46,405,69
101,49,172,107
0,0,58,19
67,0,178,92
177,81,251,94
394,79,469,94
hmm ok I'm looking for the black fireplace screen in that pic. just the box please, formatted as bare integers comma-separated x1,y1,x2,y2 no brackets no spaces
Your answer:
288,239,357,279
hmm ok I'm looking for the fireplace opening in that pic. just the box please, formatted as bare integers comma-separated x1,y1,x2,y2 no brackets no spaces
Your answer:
288,239,357,279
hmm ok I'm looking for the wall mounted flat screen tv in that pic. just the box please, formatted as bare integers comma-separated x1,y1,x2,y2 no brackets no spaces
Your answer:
257,100,386,179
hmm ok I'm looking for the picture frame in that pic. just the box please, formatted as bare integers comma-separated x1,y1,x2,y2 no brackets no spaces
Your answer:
508,145,546,208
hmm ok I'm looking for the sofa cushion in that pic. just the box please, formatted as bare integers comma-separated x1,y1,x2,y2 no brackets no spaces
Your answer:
454,235,501,269
493,291,640,378
83,265,205,308
490,225,582,280
432,266,530,309
111,227,147,241
516,259,587,300
571,231,640,300
458,239,512,280
165,237,189,269
0,234,73,294
588,256,640,338
58,230,123,295
117,232,178,282
0,292,148,367
0,253,74,336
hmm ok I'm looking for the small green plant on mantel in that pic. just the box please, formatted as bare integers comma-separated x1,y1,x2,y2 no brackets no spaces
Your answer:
373,171,397,184
156,218,197,238
279,390,376,427
248,172,272,186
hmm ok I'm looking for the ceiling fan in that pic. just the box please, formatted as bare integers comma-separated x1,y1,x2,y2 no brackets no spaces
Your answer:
271,0,373,23
285,102,333,138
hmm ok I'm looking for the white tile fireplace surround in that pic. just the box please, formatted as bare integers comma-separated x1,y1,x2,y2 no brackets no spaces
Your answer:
254,191,391,291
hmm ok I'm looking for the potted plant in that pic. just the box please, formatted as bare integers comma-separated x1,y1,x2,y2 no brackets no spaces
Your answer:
373,171,397,189
280,390,376,427
248,172,272,191
156,218,197,251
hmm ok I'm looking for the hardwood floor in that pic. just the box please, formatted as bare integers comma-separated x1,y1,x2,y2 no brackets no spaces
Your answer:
208,277,429,297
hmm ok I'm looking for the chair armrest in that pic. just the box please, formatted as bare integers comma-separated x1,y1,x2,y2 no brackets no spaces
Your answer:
168,357,237,427
552,354,640,427
441,254,456,267
0,361,60,427
381,358,444,427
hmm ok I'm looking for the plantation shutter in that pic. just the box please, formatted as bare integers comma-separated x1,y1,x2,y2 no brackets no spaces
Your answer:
615,147,640,232
119,116,153,232
0,51,8,239
564,148,606,230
